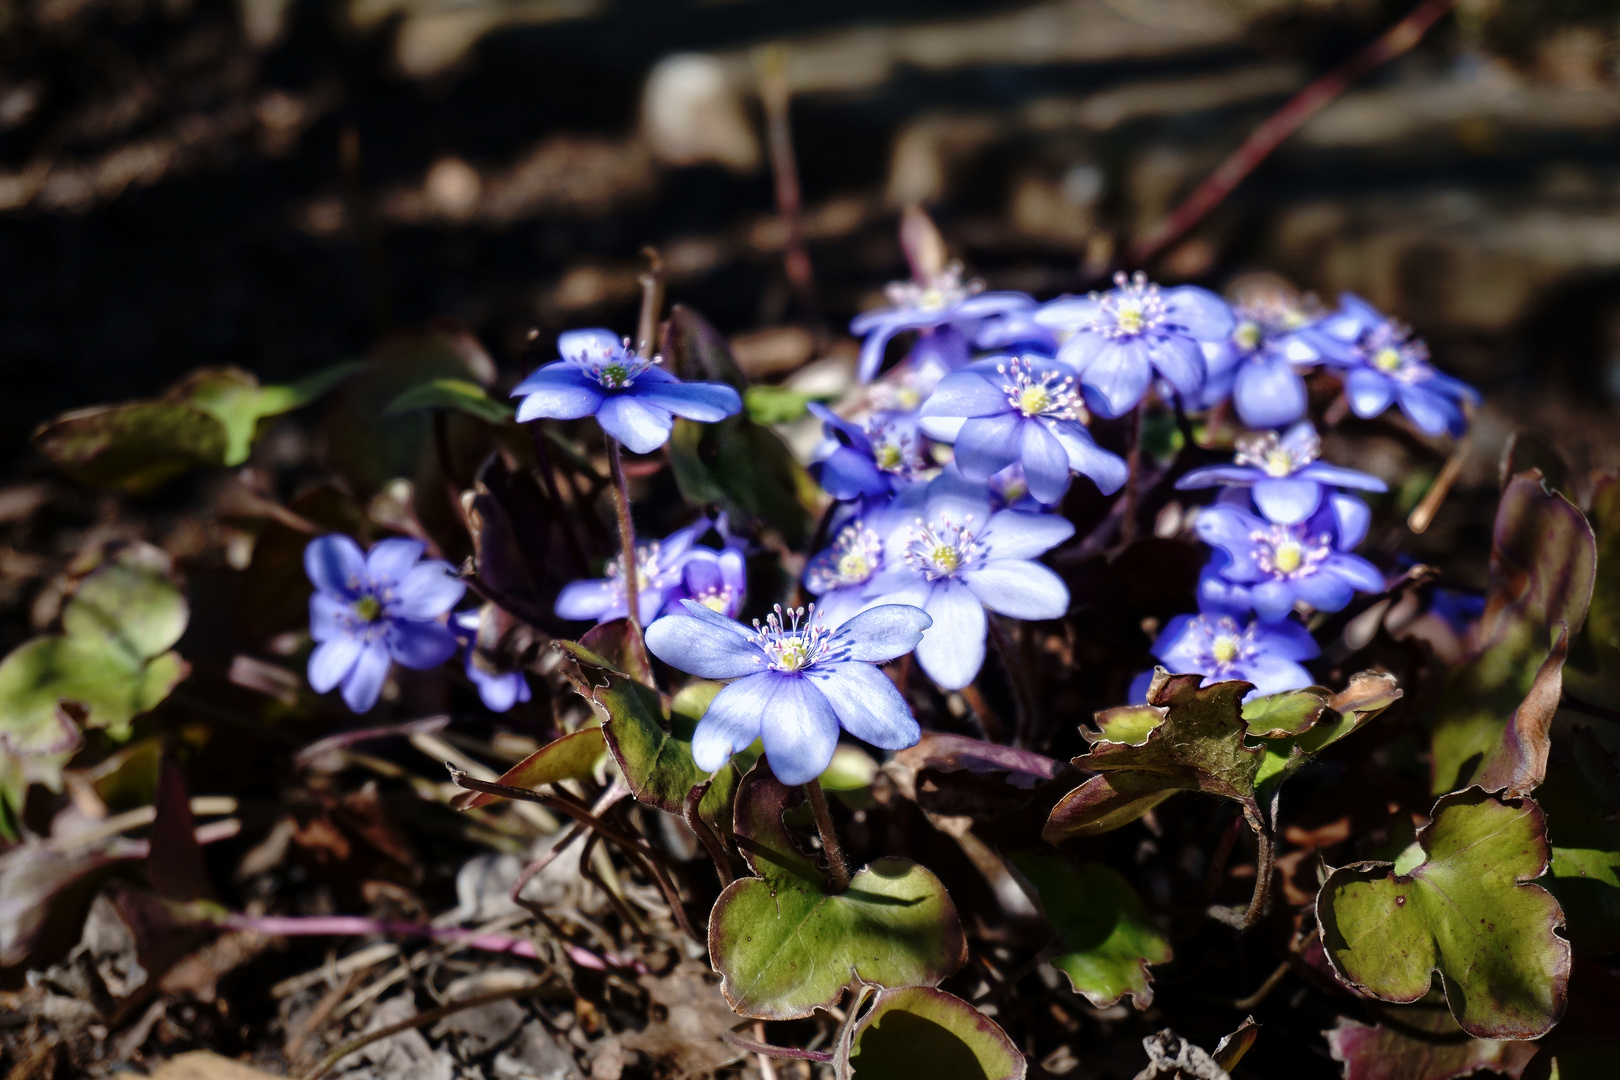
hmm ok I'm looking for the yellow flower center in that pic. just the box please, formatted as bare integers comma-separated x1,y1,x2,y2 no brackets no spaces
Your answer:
1273,541,1303,574
930,545,960,573
700,593,729,613
838,552,870,580
875,443,904,471
1017,385,1051,417
353,595,382,622
1373,347,1403,373
774,638,812,671
1212,636,1239,664
1115,302,1145,334
1235,320,1262,351
918,287,947,310
1264,448,1295,478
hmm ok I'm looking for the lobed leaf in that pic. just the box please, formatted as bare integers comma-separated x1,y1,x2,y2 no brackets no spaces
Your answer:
845,985,1025,1080
1537,728,1620,955
1317,788,1571,1039
708,762,966,1019
1009,853,1170,1009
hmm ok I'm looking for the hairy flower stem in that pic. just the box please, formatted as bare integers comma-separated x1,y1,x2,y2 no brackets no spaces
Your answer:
805,778,851,894
606,436,644,645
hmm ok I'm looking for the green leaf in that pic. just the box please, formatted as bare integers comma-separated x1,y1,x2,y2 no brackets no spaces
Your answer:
383,378,516,425
453,728,605,811
1252,671,1402,798
708,762,966,1019
1430,473,1595,794
1537,728,1620,954
744,385,820,426
1241,686,1330,738
32,402,228,493
1317,788,1571,1039
1044,671,1260,843
664,306,816,546
1008,854,1170,1009
1325,1007,1538,1080
172,365,362,467
62,546,189,665
846,985,1025,1080
579,666,735,827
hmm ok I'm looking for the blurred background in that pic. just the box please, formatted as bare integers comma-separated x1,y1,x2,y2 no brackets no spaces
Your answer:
3,0,1620,479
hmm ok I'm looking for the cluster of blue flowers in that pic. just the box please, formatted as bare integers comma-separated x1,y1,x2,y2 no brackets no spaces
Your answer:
298,252,1474,784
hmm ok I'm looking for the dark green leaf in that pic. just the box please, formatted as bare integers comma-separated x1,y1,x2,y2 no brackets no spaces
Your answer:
383,378,515,425
1537,728,1620,954
846,985,1025,1080
1317,788,1571,1039
1009,854,1170,1009
32,402,228,493
453,728,606,811
708,762,967,1019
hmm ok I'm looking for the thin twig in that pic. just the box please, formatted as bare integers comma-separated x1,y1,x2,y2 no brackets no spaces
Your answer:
1562,692,1620,723
805,778,850,894
1130,0,1457,265
303,980,553,1080
685,781,735,887
1407,433,1470,534
722,1030,833,1063
635,246,665,359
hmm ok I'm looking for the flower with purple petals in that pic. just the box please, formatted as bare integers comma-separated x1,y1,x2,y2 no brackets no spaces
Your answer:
919,355,1127,505
1195,501,1384,623
1303,294,1479,437
453,609,531,713
1151,608,1319,699
511,329,742,454
852,263,1035,382
305,535,465,713
805,519,890,627
863,481,1075,689
808,404,928,500
645,601,931,785
555,519,710,626
1033,271,1234,418
1176,423,1386,525
1196,293,1323,429
662,545,747,620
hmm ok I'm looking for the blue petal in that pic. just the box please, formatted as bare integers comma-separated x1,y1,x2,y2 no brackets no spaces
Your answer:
819,446,890,500
1151,614,1199,671
636,379,742,423
1197,567,1253,615
386,618,460,669
920,369,1008,420
308,636,362,693
916,581,987,690
964,559,1068,620
1231,653,1314,698
954,414,1024,480
1396,384,1456,437
1194,506,1264,579
1146,335,1205,399
1019,423,1071,505
1079,339,1153,419
1163,285,1235,340
310,593,350,643
758,676,842,786
366,539,426,586
1326,553,1385,595
1177,465,1263,490
1290,571,1352,614
1033,295,1102,329
978,509,1074,560
597,395,675,454
1250,580,1299,623
340,641,392,712
826,603,932,662
557,329,626,363
1346,368,1393,418
806,662,920,751
305,534,366,598
954,291,1035,319
923,468,995,525
808,402,872,453
644,609,763,680
556,579,621,622
1252,478,1321,525
470,665,528,712
1297,463,1387,493
1260,617,1322,661
1331,494,1371,550
690,673,772,772
1049,422,1127,495
856,316,919,382
393,561,466,619
1233,354,1307,429
513,365,604,421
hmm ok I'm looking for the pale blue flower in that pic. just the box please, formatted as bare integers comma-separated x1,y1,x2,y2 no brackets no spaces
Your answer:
1176,422,1385,525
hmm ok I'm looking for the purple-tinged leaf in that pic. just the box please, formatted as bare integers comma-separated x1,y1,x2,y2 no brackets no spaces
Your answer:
843,984,1025,1080
1325,1008,1536,1080
886,734,1081,819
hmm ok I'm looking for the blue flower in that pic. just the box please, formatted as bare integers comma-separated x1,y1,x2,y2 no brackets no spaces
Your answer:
662,545,747,620
1197,294,1323,429
1303,294,1479,437
645,601,931,785
863,480,1074,689
1176,422,1386,525
1033,271,1234,418
1195,501,1384,622
454,609,532,713
1150,608,1319,699
919,355,1127,505
511,329,742,453
852,264,1034,382
974,306,1059,355
808,404,927,500
805,519,891,627
305,535,465,712
555,519,710,626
